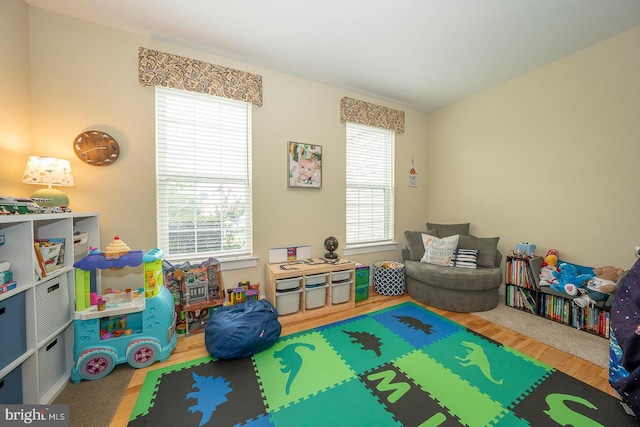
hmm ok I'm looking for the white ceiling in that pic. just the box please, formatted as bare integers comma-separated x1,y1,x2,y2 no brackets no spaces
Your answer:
25,0,640,112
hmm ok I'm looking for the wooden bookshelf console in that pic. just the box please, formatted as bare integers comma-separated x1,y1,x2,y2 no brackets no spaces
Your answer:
505,255,610,338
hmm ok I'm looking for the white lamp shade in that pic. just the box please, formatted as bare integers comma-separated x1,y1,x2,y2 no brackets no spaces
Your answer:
22,156,75,187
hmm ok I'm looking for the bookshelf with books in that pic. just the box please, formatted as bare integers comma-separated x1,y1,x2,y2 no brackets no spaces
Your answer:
0,212,99,404
505,255,610,338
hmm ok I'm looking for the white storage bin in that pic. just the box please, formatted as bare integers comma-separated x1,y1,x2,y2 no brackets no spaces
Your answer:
332,269,353,282
276,277,302,291
73,232,89,261
305,284,328,309
38,333,67,396
332,280,352,304
305,273,328,286
36,275,70,343
276,287,302,315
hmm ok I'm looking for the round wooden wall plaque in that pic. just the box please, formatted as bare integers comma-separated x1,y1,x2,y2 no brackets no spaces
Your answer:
73,130,120,166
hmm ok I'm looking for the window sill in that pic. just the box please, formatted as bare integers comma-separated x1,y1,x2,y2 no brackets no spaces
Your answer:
163,255,258,270
344,242,398,256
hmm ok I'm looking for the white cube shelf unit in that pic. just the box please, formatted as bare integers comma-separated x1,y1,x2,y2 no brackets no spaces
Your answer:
0,212,100,404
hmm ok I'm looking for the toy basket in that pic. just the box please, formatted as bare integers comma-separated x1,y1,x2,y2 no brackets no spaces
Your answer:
373,261,405,296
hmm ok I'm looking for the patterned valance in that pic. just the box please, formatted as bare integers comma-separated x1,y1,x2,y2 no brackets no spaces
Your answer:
138,47,263,106
340,97,404,134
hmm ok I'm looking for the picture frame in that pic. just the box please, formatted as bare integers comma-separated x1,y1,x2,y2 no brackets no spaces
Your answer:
288,142,322,188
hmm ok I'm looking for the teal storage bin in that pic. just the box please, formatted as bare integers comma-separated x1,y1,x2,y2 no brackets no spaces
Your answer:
355,284,369,302
355,265,370,287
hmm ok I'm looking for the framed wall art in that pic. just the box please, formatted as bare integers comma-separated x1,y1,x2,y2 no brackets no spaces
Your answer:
288,142,322,188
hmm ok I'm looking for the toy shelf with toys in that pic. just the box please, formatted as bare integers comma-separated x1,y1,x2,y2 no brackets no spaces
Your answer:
504,252,623,338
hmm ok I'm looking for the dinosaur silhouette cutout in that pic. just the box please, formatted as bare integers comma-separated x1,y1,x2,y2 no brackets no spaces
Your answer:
455,341,503,385
343,330,382,356
394,315,435,335
274,342,315,394
544,393,604,427
186,371,232,426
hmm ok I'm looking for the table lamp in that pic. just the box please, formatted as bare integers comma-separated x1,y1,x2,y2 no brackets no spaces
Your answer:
22,156,75,207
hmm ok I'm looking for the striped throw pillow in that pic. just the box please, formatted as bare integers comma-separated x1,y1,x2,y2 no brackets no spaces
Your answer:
451,249,478,269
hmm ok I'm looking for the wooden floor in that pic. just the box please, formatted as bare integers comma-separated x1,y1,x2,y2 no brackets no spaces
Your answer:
110,293,615,426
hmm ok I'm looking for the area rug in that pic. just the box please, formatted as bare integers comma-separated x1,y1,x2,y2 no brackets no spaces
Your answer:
127,302,635,426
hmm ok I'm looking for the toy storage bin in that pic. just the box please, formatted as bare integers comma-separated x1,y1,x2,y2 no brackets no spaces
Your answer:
0,365,23,404
332,269,353,282
355,284,369,302
276,277,302,291
331,280,352,304
305,283,328,309
73,232,89,261
0,291,27,371
373,261,406,296
36,274,70,342
305,273,328,286
276,287,302,315
38,333,67,396
355,265,370,287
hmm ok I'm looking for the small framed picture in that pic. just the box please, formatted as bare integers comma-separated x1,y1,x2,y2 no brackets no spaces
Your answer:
288,142,322,188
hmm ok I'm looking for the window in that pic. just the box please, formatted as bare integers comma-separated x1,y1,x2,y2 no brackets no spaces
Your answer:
346,122,394,246
156,86,252,261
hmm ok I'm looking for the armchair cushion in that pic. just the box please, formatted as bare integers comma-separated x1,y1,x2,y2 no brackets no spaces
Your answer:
404,230,438,261
420,234,459,266
457,235,500,268
426,222,470,237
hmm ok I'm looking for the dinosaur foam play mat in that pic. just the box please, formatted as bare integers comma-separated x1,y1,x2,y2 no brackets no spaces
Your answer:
127,302,635,426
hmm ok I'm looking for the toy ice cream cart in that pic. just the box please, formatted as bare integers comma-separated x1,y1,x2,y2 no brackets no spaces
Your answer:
70,237,176,382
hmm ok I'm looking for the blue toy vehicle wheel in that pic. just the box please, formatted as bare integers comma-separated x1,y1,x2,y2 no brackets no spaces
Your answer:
126,340,161,368
76,349,117,380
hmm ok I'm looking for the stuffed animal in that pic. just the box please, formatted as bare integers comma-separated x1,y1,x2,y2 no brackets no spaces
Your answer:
542,254,558,269
539,254,560,287
593,265,624,283
551,262,594,295
573,265,624,308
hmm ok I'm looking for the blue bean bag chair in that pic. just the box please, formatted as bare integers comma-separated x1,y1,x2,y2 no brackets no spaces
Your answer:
205,299,281,359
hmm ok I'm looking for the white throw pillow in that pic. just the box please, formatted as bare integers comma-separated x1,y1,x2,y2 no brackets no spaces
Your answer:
420,234,459,266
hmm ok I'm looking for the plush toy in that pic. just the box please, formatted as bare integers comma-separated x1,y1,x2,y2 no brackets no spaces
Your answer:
538,254,560,287
573,265,624,308
551,262,594,295
593,266,624,283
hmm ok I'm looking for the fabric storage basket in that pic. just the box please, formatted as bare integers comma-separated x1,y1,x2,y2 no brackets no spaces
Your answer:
0,365,23,404
36,274,70,342
373,261,406,296
355,265,370,287
0,291,27,371
355,284,369,302
38,333,67,396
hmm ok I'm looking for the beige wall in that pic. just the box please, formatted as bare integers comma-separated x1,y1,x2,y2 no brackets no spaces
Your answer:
4,2,637,291
21,7,429,289
0,0,32,195
427,26,640,270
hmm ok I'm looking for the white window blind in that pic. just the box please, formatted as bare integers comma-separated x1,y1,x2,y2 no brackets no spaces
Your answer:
346,122,394,245
156,86,252,260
